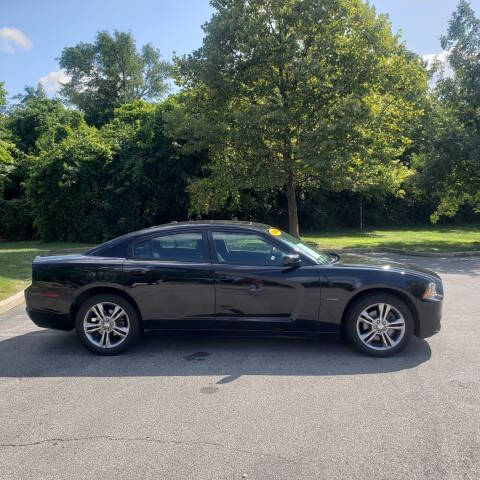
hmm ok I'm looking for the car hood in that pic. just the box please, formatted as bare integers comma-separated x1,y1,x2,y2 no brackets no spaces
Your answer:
331,253,441,281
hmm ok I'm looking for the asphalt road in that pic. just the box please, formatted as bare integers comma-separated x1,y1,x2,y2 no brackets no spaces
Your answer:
0,254,479,480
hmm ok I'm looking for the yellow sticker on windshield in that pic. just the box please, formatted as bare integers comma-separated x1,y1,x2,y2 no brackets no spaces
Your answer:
269,228,282,236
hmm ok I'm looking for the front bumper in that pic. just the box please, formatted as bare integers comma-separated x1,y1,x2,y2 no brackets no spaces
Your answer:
415,298,443,339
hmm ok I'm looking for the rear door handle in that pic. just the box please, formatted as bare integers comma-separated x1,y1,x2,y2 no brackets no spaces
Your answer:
218,276,234,284
131,268,149,276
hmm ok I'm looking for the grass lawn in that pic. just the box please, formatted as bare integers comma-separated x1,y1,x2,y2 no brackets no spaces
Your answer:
0,241,92,302
304,225,480,253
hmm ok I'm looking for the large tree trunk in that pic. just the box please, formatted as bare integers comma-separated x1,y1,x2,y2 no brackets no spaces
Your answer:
286,168,299,238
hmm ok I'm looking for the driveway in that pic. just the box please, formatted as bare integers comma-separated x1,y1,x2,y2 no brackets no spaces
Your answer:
0,254,479,479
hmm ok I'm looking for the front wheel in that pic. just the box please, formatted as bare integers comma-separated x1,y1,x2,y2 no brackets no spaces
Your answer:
345,294,414,357
75,294,141,355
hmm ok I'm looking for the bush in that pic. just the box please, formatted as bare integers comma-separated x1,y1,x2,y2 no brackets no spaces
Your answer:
0,198,34,240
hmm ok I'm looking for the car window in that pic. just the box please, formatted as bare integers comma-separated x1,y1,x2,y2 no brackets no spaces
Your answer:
131,232,204,262
212,231,288,266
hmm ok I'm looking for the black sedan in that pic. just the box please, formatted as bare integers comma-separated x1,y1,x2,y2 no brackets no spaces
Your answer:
25,221,443,357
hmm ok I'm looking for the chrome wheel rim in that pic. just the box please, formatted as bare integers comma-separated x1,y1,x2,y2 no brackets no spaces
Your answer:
83,302,130,349
356,303,406,351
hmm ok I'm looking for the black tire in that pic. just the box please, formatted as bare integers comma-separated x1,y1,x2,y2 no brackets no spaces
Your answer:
75,294,141,355
344,293,414,357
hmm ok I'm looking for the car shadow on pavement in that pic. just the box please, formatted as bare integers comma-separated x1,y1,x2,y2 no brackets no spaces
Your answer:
0,330,431,379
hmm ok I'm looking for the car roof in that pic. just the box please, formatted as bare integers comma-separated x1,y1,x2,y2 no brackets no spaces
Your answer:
86,220,276,255
131,220,274,235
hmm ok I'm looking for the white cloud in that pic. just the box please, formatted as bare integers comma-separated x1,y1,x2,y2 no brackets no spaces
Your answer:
0,27,32,54
39,69,69,95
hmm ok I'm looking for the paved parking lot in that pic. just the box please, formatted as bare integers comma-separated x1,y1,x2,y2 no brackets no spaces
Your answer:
0,254,479,479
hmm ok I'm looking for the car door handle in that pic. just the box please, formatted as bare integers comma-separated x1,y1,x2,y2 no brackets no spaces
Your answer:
218,276,234,284
131,269,149,276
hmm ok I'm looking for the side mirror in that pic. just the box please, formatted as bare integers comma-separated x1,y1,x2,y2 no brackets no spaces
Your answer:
282,253,301,266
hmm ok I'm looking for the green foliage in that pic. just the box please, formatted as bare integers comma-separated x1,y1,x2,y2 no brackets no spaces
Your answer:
0,82,7,112
12,84,47,104
419,1,480,223
25,122,112,241
0,198,34,240
1,5,480,242
99,100,207,237
2,96,84,214
59,31,171,126
24,99,205,242
169,0,427,235
7,95,83,154
0,82,16,195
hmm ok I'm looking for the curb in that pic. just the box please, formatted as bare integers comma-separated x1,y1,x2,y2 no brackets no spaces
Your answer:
333,247,480,257
0,289,26,315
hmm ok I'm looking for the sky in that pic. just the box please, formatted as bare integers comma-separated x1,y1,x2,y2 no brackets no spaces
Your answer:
1,0,478,99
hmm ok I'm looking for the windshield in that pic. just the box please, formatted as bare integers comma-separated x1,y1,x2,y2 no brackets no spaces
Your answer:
273,230,332,265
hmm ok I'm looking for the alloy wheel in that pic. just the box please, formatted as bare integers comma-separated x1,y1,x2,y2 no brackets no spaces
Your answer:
83,302,130,349
356,302,406,351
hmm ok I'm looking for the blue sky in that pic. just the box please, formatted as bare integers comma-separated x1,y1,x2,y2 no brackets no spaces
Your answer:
1,0,477,98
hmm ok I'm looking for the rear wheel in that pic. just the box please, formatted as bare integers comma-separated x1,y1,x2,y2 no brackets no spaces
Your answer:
345,293,414,357
75,294,141,355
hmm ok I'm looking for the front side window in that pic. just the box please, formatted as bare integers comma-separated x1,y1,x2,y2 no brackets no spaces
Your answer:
212,231,288,266
274,231,331,264
131,232,204,262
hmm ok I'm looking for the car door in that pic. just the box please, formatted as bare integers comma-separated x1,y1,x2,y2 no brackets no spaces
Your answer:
123,229,215,328
209,229,321,331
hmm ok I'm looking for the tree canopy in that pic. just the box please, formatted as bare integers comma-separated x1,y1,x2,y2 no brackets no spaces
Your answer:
169,0,427,236
1,3,480,242
0,83,16,195
417,0,480,222
59,30,171,126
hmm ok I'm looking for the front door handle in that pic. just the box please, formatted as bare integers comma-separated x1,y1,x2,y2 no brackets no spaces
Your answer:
131,268,149,276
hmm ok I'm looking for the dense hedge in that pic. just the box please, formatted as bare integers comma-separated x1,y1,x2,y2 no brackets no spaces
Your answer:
0,198,34,240
20,102,207,242
0,96,478,243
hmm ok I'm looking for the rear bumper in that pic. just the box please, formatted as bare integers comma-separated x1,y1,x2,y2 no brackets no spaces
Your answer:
415,298,442,339
26,308,73,331
25,286,74,331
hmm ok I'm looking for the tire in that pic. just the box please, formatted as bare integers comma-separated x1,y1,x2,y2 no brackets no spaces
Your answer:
344,293,414,357
75,294,141,355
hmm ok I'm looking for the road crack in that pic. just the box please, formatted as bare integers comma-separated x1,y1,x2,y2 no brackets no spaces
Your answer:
0,435,304,465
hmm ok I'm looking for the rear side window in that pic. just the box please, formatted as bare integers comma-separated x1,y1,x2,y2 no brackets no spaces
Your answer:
97,242,127,258
131,232,204,263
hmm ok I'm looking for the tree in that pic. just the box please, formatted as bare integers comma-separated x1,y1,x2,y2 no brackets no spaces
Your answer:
25,99,207,241
100,99,207,237
12,83,47,104
7,95,83,155
0,81,7,113
418,1,480,222
168,0,427,236
0,82,16,195
4,94,85,205
59,30,171,126
26,122,113,241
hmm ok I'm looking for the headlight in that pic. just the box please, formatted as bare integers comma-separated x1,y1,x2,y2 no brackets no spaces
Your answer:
423,281,442,300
